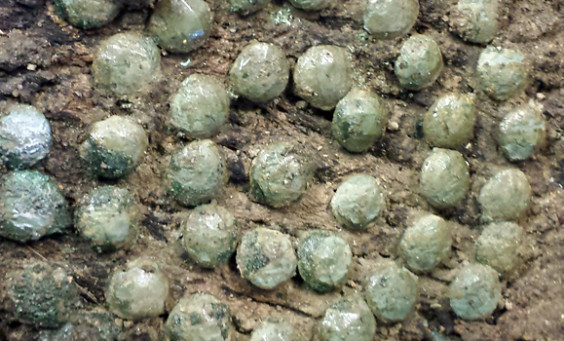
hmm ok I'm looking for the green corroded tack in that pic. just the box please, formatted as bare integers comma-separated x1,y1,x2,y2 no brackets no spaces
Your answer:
477,46,528,101
289,0,332,11
75,186,139,253
297,231,352,293
398,214,452,273
451,0,498,44
293,45,353,110
167,139,227,207
449,263,501,320
250,318,296,341
53,0,122,29
250,143,310,208
0,104,52,169
423,93,477,148
498,102,547,162
229,42,290,103
230,0,269,15
395,34,443,90
164,293,232,341
147,0,213,53
363,0,419,40
5,262,78,328
478,169,531,222
332,88,388,153
92,33,161,96
106,260,169,320
0,170,70,242
38,309,122,341
181,203,238,268
236,227,297,290
170,74,229,139
80,116,148,179
364,260,418,323
476,221,523,274
330,174,386,229
318,296,376,341
420,148,470,209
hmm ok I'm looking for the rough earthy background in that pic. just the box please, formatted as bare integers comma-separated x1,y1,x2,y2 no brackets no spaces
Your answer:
0,0,563,340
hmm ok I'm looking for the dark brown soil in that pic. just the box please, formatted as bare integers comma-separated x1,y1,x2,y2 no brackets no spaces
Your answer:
0,0,563,340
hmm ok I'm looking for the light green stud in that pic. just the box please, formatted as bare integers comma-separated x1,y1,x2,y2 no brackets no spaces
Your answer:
364,260,418,323
451,0,499,44
332,88,388,153
164,293,232,341
395,34,443,90
477,46,528,101
53,0,122,29
181,203,237,268
251,318,296,341
167,139,227,207
423,93,477,148
399,214,452,273
293,45,353,110
476,221,523,274
147,0,213,53
106,260,169,320
420,148,470,209
297,231,352,293
498,102,546,162
170,74,229,139
250,143,310,208
229,42,290,103
478,169,531,222
236,227,297,290
80,116,148,179
449,263,501,320
92,33,161,96
75,186,139,253
364,0,419,40
318,296,376,341
330,174,386,229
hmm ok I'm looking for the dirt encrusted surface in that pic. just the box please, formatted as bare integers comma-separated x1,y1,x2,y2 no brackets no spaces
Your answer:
0,0,563,340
